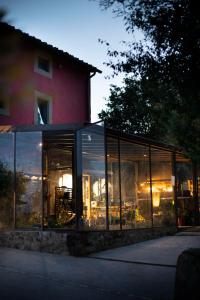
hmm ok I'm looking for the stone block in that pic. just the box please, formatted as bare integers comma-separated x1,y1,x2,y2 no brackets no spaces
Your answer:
174,248,200,300
67,227,177,256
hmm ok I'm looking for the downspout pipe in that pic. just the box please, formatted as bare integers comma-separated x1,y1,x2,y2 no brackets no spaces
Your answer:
87,72,97,123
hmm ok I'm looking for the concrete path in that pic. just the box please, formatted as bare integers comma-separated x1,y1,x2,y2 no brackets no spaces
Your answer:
0,234,200,300
90,235,200,266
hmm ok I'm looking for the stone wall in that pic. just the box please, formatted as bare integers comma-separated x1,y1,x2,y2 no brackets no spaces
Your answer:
0,227,177,256
67,226,177,256
0,231,69,254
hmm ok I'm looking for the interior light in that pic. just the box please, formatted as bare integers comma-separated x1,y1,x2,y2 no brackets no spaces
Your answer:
153,192,160,207
59,174,72,188
93,178,106,197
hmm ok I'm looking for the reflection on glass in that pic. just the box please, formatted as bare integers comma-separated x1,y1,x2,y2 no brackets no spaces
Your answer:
198,165,200,219
43,132,75,229
176,154,194,226
120,141,151,229
16,132,42,228
82,125,106,229
0,132,14,229
151,148,175,227
107,137,120,229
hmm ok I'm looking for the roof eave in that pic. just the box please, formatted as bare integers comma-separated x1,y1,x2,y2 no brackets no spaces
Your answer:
0,22,102,74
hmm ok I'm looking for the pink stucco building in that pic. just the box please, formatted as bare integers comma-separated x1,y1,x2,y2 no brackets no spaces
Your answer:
0,22,101,126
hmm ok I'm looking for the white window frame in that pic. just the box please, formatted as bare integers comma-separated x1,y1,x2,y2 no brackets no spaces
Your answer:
34,53,53,78
34,91,52,125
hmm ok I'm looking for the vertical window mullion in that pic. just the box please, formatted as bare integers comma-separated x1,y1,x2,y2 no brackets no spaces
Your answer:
172,152,178,227
13,131,16,229
104,126,109,230
41,131,44,230
118,137,122,230
149,146,153,228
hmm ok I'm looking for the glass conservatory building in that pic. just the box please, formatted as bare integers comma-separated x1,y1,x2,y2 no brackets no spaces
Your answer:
0,122,199,231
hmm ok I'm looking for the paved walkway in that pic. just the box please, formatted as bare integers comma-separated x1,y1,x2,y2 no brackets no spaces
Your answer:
90,235,200,266
0,232,200,300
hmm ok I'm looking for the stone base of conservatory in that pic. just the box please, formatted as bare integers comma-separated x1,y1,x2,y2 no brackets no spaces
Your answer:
67,226,177,256
0,230,69,254
0,226,177,256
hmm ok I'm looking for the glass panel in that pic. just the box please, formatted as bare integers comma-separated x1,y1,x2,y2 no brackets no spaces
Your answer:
43,132,75,229
16,132,42,228
37,99,49,125
176,154,194,226
81,124,106,229
0,132,14,229
120,140,151,229
107,136,120,230
198,165,200,222
151,148,175,227
38,57,50,73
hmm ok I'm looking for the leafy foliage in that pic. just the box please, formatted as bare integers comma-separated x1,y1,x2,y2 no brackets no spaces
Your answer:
0,161,29,228
0,8,6,21
97,0,200,161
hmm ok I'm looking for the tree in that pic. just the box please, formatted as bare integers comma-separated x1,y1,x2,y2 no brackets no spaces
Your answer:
0,8,6,20
99,79,152,136
0,161,28,228
99,77,172,139
0,8,11,104
97,0,200,161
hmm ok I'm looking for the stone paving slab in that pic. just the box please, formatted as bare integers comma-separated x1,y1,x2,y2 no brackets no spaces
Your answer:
90,236,200,266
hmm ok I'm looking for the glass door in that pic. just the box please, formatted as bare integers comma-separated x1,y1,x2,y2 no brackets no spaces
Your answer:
77,123,106,230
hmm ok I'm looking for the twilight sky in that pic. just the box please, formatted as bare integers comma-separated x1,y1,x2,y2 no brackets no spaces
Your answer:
0,0,139,121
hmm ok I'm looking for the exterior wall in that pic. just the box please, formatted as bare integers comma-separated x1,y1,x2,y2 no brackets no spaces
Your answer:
0,37,90,126
48,58,90,124
0,46,36,125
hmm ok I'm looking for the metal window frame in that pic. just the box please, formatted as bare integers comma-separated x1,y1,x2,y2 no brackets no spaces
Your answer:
75,129,83,229
13,132,16,229
172,152,178,227
2,121,198,232
149,146,153,228
104,125,109,230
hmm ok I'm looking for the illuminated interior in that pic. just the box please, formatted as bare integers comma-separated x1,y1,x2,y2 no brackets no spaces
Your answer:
81,125,106,229
140,180,173,207
59,174,73,189
0,124,198,230
176,154,194,226
43,131,76,229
